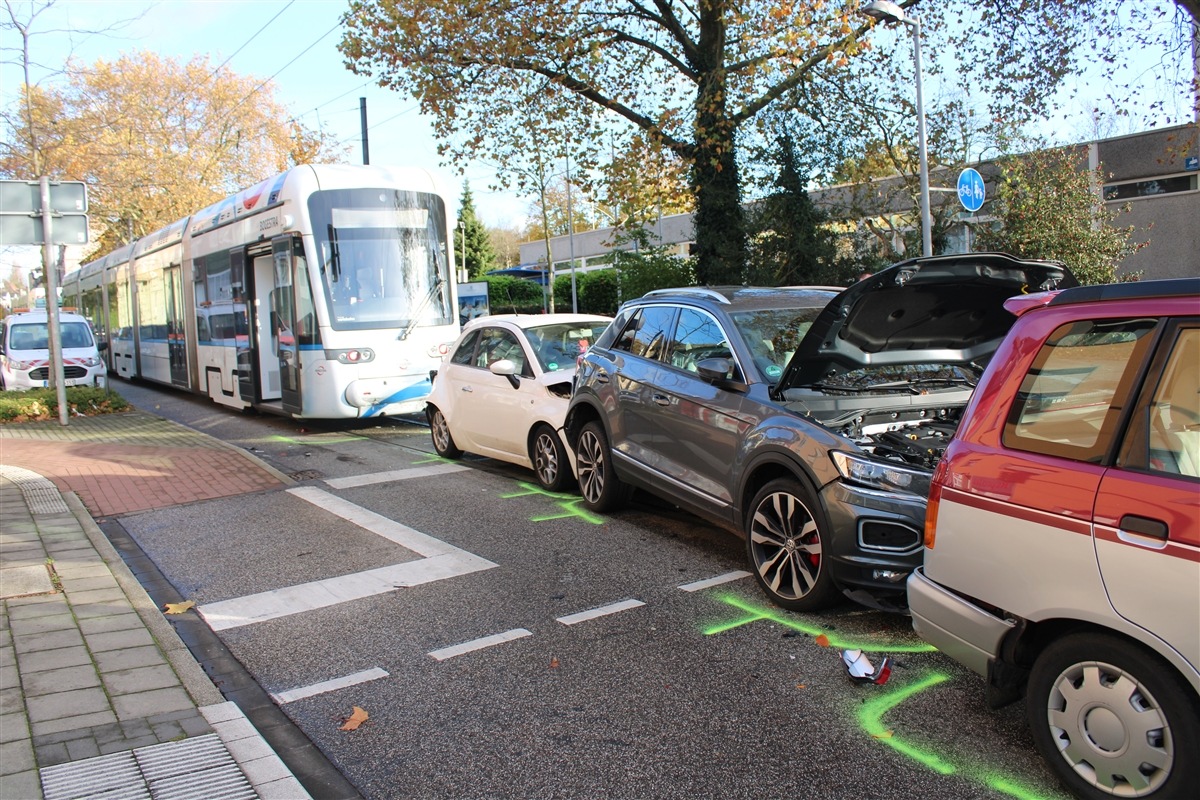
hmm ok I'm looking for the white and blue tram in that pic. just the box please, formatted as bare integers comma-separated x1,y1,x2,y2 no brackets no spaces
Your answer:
62,164,459,419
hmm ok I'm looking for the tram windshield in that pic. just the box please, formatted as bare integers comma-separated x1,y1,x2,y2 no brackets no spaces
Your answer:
311,188,453,331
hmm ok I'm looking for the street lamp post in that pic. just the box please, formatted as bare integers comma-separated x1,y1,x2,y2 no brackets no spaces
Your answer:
862,0,933,258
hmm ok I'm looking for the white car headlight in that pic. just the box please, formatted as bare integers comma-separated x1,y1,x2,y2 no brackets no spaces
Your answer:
830,451,923,493
82,356,102,367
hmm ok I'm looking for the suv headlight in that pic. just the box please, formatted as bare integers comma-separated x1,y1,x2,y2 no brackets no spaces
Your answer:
830,451,923,494
82,356,102,367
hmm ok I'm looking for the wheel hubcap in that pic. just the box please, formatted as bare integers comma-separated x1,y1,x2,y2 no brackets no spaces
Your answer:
749,491,821,601
432,412,450,450
577,432,604,503
535,434,558,484
1046,662,1172,794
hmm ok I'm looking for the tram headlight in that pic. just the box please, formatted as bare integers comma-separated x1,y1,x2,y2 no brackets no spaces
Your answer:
327,348,375,364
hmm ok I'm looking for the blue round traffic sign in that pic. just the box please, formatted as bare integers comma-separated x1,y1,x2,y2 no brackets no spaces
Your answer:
957,168,985,212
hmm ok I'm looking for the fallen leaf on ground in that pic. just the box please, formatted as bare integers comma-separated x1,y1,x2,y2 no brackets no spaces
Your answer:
163,601,195,615
872,730,894,739
549,657,560,669
795,684,807,690
340,707,369,731
814,634,830,647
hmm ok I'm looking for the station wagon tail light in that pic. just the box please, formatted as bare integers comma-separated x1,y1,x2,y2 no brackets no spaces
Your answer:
924,480,942,549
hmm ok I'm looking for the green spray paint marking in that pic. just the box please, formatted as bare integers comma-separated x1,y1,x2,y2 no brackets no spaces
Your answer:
704,593,936,653
984,775,1065,800
260,433,363,445
500,482,606,525
856,674,1067,800
857,672,957,775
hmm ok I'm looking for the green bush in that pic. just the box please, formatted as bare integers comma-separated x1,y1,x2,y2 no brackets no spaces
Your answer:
550,270,621,316
0,386,130,423
609,229,696,299
482,275,546,314
578,270,620,316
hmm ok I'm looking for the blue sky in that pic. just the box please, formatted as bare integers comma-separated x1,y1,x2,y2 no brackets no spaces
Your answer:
0,0,523,228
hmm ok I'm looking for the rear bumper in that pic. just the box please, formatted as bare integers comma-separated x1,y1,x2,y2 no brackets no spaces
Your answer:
907,566,1015,677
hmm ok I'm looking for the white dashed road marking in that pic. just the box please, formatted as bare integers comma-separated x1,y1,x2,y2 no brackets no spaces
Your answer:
324,463,470,489
428,629,533,662
678,571,751,592
271,668,391,704
556,599,646,626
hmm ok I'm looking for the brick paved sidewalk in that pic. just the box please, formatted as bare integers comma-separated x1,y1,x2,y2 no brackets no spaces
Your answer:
0,412,287,517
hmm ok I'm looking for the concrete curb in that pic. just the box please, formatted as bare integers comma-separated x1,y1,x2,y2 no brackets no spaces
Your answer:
62,490,224,708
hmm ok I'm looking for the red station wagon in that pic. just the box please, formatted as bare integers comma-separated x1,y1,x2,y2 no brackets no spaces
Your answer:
909,278,1199,800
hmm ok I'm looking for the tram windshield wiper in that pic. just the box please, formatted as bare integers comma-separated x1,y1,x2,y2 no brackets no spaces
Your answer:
327,224,341,282
399,276,446,340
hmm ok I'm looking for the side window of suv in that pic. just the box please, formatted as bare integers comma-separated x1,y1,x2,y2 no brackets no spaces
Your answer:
612,306,676,362
1003,317,1158,463
668,308,739,379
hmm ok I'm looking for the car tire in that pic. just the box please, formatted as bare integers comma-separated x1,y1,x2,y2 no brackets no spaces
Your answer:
427,405,462,459
744,477,840,612
531,423,571,492
575,420,629,512
1026,632,1199,800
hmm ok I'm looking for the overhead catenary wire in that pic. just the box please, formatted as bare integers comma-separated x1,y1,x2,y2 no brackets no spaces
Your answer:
205,0,295,83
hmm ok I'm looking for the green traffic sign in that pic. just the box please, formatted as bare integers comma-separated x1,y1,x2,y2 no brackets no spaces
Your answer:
0,179,88,214
0,212,90,245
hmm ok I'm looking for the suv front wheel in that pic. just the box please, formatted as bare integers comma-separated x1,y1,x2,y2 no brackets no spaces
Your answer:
1027,632,1199,800
745,478,839,612
575,420,630,512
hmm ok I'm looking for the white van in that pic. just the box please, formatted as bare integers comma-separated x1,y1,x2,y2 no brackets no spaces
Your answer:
0,309,108,391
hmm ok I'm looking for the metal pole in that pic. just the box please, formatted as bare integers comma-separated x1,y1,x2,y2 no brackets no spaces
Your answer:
912,16,933,258
39,176,68,426
566,154,578,313
360,97,370,165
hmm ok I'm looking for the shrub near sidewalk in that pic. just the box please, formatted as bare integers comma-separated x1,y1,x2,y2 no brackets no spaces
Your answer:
0,387,130,423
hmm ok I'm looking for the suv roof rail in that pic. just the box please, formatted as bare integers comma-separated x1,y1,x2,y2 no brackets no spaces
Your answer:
1048,277,1199,306
641,287,732,304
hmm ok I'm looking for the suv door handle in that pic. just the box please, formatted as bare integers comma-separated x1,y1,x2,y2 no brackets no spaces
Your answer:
594,369,609,384
461,386,473,393
652,393,671,406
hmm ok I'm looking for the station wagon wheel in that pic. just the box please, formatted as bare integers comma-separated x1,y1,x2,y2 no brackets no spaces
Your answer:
531,423,571,492
745,478,839,612
576,420,629,512
1027,632,1199,800
427,405,462,459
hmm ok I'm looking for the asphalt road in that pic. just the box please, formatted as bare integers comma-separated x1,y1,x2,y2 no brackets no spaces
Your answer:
106,379,1071,800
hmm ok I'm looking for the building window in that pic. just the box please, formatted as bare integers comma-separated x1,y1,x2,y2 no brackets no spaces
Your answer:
1103,174,1197,201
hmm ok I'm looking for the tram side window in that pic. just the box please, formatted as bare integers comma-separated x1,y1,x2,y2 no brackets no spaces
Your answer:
138,272,169,342
294,249,318,346
206,251,234,304
196,314,212,343
194,257,209,306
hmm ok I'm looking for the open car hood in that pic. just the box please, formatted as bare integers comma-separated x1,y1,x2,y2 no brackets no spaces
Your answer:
778,253,1077,389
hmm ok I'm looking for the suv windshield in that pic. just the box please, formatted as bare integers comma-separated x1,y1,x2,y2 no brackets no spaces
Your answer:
729,307,824,382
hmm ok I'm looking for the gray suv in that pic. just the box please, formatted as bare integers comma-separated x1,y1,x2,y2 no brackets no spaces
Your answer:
564,254,1076,612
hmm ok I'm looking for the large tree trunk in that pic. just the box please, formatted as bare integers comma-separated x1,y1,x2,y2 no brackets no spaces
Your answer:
690,0,746,286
